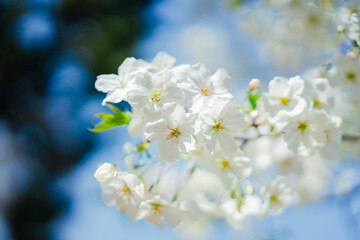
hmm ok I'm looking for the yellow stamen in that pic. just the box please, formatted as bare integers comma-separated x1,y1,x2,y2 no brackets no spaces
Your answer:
212,120,224,132
281,97,290,105
150,202,162,214
168,127,181,139
346,72,356,82
219,158,231,170
119,185,130,197
201,88,209,96
298,121,308,131
313,99,322,109
151,87,164,102
270,194,280,204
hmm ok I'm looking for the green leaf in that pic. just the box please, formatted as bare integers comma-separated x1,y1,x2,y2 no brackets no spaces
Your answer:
229,0,244,8
248,89,261,110
89,104,131,133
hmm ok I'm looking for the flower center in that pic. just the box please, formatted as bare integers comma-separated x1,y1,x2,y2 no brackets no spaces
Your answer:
280,97,290,105
270,194,280,204
212,120,224,132
345,72,356,82
201,88,209,96
298,121,308,132
308,15,320,25
219,158,231,170
119,185,131,197
151,87,164,102
149,202,162,215
168,127,181,139
313,98,322,108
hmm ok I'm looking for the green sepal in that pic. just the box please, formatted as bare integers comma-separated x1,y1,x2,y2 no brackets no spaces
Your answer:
248,89,261,110
89,104,131,133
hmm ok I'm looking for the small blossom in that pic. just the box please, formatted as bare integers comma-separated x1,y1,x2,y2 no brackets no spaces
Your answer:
221,195,261,229
144,103,199,162
179,64,233,113
249,78,260,91
327,53,360,101
101,172,144,218
279,106,327,157
127,70,184,112
260,176,296,216
198,150,252,187
132,195,182,229
200,98,246,153
347,12,360,45
94,163,116,183
95,57,145,105
302,78,334,112
262,76,306,122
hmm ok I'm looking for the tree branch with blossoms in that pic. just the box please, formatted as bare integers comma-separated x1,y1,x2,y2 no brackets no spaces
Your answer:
90,0,360,234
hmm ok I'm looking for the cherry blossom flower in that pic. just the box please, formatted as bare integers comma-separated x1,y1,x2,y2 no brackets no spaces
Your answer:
327,53,360,101
260,176,296,216
221,195,261,229
200,98,246,153
262,76,306,122
127,70,184,112
94,162,116,183
144,103,199,162
279,105,327,156
197,150,251,187
132,195,182,229
101,172,144,218
179,64,232,112
95,57,145,105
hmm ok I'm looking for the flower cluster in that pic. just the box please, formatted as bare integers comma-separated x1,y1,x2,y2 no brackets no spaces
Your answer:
92,52,301,229
235,0,359,69
91,1,360,234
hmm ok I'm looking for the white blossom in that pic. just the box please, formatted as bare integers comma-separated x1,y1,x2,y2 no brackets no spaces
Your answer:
132,195,182,229
200,98,246,153
302,78,334,112
318,115,342,160
101,172,144,218
94,163,116,183
179,64,232,113
279,105,327,156
95,57,145,105
327,53,360,101
221,195,261,229
260,176,296,216
144,103,198,162
127,70,184,112
197,150,251,187
347,12,360,45
262,76,306,122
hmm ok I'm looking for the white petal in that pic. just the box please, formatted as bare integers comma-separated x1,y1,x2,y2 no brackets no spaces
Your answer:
218,132,237,153
269,77,290,96
158,140,180,162
95,74,119,93
102,88,126,105
144,119,169,142
151,52,176,69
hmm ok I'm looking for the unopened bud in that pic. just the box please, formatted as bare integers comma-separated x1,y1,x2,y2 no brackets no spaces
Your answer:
337,25,346,33
346,51,358,60
94,163,116,183
249,78,260,91
250,110,259,119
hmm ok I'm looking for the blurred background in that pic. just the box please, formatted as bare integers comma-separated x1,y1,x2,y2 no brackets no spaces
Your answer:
0,0,360,239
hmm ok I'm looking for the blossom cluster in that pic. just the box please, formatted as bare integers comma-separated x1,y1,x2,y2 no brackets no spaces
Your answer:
93,52,300,229
91,1,360,234
236,0,360,69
